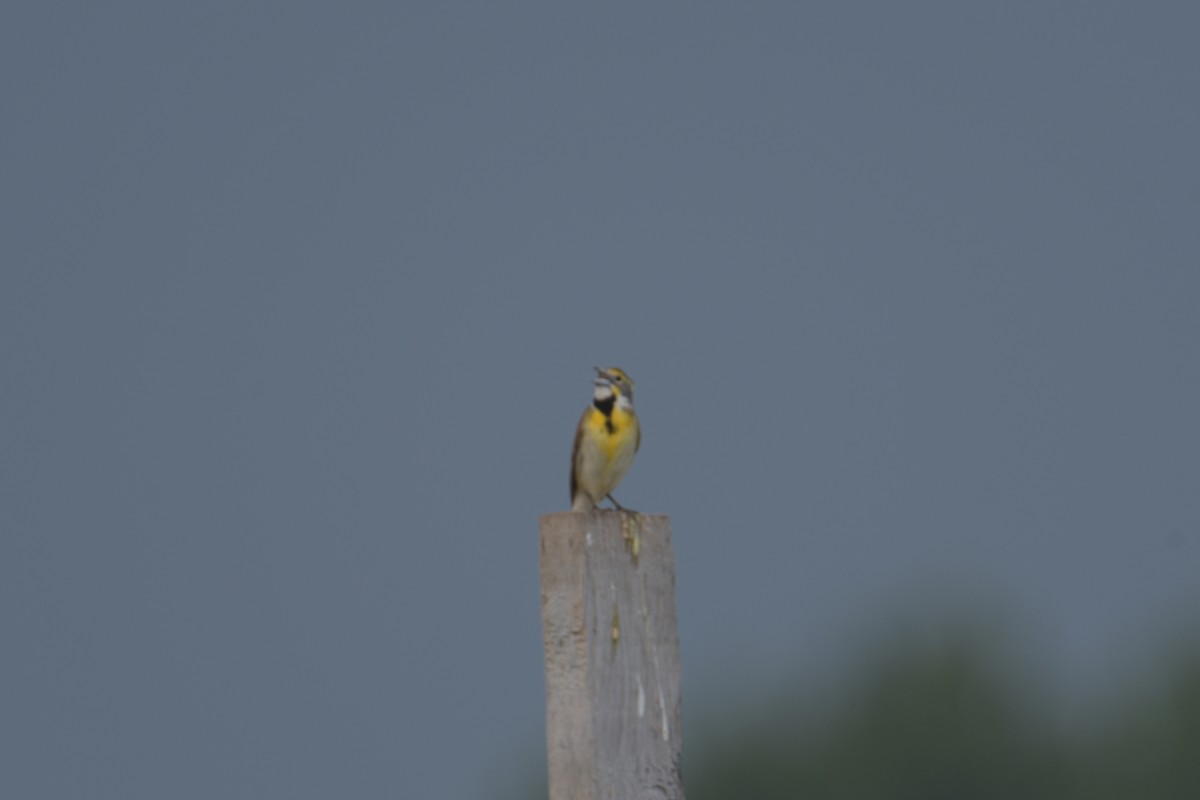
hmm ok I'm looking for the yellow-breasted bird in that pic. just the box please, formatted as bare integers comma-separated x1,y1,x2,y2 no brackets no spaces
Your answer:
570,367,641,512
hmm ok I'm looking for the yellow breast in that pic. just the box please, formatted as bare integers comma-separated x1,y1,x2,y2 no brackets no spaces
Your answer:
585,405,638,458
574,404,640,506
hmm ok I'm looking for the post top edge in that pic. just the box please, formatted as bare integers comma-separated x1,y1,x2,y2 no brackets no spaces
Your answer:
539,511,670,524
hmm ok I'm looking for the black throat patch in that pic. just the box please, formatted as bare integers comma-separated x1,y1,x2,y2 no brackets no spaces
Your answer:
594,395,616,433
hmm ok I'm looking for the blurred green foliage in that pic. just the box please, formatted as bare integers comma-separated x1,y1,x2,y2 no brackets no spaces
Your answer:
686,632,1200,800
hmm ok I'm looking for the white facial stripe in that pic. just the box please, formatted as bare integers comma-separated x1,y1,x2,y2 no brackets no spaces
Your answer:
615,393,633,409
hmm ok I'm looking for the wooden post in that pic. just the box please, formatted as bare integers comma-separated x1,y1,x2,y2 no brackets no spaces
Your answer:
540,512,684,800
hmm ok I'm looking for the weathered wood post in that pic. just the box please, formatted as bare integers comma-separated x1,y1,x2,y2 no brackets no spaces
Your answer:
540,511,684,800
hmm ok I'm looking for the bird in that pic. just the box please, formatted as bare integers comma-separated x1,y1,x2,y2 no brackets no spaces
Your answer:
570,367,641,512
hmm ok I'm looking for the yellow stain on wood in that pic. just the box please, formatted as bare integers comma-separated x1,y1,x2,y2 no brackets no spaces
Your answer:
621,513,641,562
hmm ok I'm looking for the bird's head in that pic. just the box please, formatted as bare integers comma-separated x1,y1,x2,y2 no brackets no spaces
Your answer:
593,366,635,402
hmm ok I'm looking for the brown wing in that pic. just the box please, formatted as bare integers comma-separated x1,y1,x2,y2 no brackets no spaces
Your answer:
569,406,587,503
635,420,641,452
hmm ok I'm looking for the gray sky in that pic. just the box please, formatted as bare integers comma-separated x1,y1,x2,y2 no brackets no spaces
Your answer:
4,3,1199,798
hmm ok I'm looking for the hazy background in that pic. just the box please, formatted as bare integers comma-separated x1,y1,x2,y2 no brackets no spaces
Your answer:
4,3,1198,798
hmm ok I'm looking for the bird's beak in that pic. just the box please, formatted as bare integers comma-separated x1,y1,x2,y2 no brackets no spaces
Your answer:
593,366,614,386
